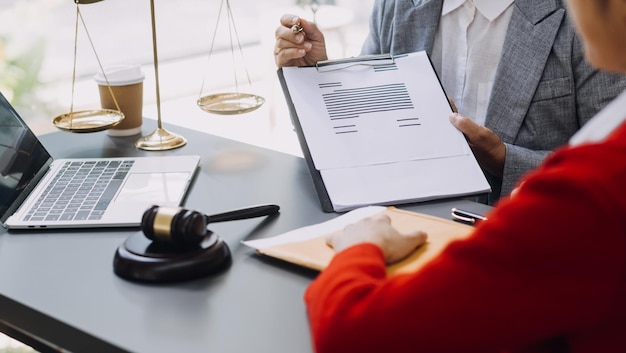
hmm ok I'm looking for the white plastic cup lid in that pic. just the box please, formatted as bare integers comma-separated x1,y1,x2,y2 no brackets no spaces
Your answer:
94,64,145,86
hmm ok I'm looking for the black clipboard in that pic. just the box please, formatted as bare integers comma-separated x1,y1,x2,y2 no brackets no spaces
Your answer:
276,53,490,213
276,54,394,213
277,67,334,212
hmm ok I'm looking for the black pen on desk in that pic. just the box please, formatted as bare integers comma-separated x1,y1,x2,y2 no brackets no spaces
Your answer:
451,208,487,225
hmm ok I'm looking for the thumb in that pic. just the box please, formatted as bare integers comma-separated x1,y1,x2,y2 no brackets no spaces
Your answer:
406,230,428,249
385,230,428,264
449,113,480,138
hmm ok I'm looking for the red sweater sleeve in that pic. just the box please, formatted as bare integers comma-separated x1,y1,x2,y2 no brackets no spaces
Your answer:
305,142,626,353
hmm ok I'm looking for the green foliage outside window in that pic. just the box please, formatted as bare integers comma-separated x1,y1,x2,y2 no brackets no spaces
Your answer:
0,35,45,108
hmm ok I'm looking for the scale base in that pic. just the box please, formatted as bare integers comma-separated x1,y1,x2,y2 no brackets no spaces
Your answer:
113,231,231,283
135,127,187,151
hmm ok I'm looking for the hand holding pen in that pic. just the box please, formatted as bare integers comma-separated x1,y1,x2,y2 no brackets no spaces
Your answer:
274,14,328,68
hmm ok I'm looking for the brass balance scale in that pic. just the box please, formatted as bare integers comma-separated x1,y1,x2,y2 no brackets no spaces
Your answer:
196,0,265,114
53,0,264,151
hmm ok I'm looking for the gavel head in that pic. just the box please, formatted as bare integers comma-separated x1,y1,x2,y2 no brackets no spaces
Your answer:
141,205,208,246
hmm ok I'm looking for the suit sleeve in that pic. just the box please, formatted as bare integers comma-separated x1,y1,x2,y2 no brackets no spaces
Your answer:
360,0,389,55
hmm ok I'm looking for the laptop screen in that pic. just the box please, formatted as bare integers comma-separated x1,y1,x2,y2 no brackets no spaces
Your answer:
0,92,53,223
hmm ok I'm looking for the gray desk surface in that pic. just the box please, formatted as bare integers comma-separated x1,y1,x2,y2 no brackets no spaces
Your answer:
0,123,491,353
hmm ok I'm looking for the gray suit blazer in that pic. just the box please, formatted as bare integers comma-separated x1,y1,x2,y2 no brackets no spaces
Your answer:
361,0,626,204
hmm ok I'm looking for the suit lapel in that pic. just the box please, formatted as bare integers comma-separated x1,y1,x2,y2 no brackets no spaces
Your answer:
392,0,443,55
485,0,565,143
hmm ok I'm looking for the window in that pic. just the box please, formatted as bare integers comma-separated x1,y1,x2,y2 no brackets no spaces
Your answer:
0,0,372,152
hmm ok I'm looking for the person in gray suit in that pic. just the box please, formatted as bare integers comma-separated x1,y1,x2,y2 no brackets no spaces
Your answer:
274,0,626,204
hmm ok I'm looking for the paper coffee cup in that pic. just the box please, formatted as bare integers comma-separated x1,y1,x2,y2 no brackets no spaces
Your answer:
94,65,145,136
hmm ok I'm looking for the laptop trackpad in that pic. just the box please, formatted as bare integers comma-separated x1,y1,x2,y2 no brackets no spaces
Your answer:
116,172,190,204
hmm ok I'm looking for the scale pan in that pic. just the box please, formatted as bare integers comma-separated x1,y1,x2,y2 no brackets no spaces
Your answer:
53,109,124,133
197,93,265,115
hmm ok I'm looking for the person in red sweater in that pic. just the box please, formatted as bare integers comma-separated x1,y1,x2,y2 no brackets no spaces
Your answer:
304,0,626,352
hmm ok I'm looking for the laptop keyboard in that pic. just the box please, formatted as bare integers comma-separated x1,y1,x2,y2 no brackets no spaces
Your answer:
23,160,134,222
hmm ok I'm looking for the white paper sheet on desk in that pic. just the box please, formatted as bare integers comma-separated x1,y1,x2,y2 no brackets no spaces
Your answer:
281,51,467,170
242,206,385,250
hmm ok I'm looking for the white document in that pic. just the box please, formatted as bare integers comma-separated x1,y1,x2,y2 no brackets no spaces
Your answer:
242,206,385,250
281,51,490,212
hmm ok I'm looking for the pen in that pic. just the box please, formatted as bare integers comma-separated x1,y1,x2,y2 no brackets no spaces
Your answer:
291,23,304,34
451,208,487,225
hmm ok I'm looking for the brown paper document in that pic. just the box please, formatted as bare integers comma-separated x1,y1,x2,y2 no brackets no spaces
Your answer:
255,207,474,276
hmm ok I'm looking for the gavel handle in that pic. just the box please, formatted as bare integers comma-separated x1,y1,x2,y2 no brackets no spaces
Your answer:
206,204,280,223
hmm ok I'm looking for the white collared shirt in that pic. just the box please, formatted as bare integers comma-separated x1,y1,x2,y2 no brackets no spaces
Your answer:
431,0,515,125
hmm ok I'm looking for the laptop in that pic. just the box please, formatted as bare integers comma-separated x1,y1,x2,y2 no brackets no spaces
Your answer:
0,91,200,229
